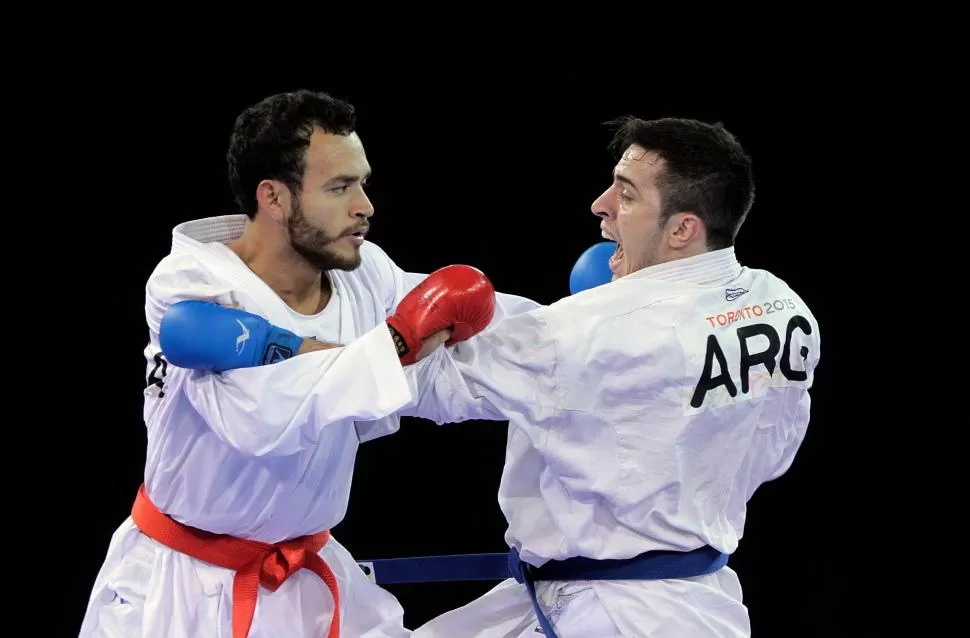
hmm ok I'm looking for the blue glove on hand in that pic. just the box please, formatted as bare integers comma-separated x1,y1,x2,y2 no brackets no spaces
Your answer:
569,241,616,294
159,300,304,372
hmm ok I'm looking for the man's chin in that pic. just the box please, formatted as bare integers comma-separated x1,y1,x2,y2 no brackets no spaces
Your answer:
315,252,361,272
325,247,363,272
331,257,362,272
294,243,362,272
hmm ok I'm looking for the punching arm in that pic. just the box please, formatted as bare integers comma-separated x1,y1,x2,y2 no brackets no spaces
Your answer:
159,265,496,374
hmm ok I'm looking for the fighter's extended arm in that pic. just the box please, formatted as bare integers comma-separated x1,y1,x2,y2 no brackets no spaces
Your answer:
159,265,495,372
399,241,614,425
400,305,563,427
152,266,494,457
153,317,411,457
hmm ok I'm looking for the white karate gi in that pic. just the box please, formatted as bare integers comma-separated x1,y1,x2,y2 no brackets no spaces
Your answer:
78,214,540,638
406,247,821,637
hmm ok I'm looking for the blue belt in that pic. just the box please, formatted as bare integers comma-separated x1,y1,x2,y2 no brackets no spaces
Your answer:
359,545,728,638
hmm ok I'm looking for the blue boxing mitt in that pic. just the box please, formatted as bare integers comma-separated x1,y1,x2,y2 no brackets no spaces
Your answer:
159,300,304,372
569,241,616,294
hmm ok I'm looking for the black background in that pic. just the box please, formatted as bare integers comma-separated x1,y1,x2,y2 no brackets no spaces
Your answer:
32,12,918,637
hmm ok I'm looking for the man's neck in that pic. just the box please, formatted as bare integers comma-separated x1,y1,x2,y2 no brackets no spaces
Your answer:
228,225,331,315
659,240,708,265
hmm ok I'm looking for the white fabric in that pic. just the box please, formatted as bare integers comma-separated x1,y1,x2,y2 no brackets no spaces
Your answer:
82,519,410,638
406,247,821,637
79,214,540,638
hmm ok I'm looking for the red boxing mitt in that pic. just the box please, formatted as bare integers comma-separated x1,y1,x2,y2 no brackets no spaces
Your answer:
386,265,496,364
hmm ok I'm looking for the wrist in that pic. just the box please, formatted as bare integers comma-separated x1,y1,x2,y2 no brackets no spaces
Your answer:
261,326,304,364
385,316,417,364
297,338,342,355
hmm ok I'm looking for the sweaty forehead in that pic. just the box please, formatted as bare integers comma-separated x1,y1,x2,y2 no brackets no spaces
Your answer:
617,145,663,180
304,129,370,179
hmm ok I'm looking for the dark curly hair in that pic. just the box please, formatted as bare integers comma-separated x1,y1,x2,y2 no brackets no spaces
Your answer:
607,117,754,250
227,89,357,219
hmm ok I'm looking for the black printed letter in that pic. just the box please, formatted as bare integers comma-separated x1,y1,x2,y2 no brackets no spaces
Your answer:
781,315,812,381
690,334,737,408
737,324,780,394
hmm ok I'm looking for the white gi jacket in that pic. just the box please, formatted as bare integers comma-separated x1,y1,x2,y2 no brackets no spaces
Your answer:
407,247,821,637
78,214,539,638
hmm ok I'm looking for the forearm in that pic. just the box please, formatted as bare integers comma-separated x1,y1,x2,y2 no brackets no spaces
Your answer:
399,317,560,428
399,347,506,424
178,323,412,456
155,301,450,455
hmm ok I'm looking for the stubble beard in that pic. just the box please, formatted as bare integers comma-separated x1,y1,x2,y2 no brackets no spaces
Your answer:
287,201,362,272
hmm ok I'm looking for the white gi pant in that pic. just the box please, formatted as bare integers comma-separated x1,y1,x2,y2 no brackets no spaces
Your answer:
412,566,750,638
79,518,411,638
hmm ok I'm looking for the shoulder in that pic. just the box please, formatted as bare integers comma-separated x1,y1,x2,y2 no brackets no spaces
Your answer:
148,251,210,285
534,278,716,377
741,266,820,334
546,276,684,332
147,251,228,293
144,250,239,326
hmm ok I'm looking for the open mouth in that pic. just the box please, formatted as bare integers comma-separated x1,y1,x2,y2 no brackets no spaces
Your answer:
608,242,624,272
602,228,623,272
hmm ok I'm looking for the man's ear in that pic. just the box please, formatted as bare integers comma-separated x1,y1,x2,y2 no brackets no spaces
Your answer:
667,212,706,248
255,180,292,223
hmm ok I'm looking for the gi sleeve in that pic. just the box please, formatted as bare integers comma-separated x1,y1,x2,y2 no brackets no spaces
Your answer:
400,305,563,432
144,254,412,457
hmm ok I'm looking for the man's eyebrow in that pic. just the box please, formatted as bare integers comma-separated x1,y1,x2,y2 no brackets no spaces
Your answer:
615,173,640,192
323,171,371,187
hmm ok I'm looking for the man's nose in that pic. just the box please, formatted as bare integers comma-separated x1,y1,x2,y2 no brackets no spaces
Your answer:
353,194,375,219
591,192,615,220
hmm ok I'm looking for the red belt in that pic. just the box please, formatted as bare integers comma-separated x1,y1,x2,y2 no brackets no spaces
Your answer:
131,484,340,638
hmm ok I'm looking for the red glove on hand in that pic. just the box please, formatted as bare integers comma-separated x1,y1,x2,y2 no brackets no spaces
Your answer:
386,265,496,364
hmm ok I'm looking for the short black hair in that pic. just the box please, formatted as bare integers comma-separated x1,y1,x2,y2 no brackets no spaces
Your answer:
607,117,754,249
227,89,357,218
